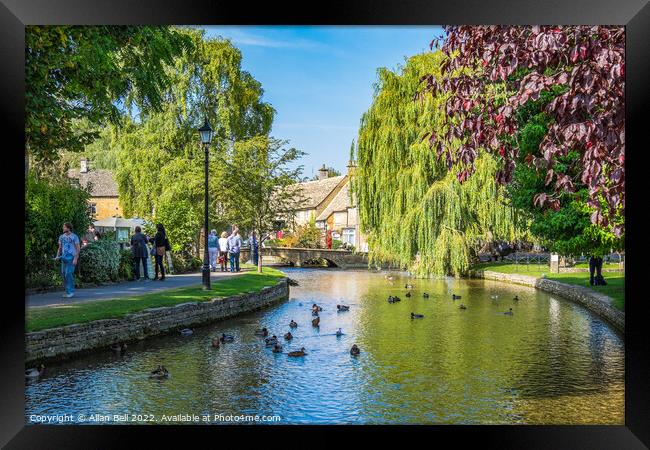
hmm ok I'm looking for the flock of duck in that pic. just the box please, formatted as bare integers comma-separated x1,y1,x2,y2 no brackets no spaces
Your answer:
143,302,359,380
386,279,520,319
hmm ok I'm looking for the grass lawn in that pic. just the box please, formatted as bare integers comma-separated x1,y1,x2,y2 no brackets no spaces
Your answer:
472,262,625,311
26,266,286,332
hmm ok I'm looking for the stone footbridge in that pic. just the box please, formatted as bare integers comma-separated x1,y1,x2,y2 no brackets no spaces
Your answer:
239,247,368,269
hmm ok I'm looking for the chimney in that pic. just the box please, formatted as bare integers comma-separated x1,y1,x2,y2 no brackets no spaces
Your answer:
347,159,357,176
80,158,88,173
317,164,328,180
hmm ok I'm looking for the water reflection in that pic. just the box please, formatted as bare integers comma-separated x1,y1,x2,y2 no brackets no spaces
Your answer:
25,268,624,424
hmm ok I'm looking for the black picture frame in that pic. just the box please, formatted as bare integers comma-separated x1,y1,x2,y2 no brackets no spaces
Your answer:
4,0,649,447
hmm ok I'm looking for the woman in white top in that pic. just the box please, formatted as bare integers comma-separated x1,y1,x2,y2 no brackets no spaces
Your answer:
218,231,229,272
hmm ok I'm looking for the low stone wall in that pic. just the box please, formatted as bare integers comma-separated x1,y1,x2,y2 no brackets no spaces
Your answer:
26,278,289,365
469,270,624,333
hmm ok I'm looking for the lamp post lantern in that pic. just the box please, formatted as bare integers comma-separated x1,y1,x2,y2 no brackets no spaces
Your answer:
198,118,213,290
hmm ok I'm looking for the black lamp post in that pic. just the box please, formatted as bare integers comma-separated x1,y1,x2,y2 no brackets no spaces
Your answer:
198,118,213,290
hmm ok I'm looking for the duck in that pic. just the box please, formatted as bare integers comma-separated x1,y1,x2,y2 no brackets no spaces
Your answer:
513,295,520,301
211,338,221,348
288,347,307,357
289,320,298,328
265,335,278,346
284,332,293,341
388,296,399,303
25,364,45,379
312,310,320,316
459,304,467,310
405,283,414,289
423,293,430,298
350,344,361,356
312,316,320,327
272,344,283,353
220,333,235,343
337,304,350,312
452,294,462,300
336,328,343,337
149,365,169,379
490,295,499,300
111,342,127,353
312,304,323,312
405,292,412,298
411,312,424,319
504,308,514,315
287,278,299,286
180,328,193,336
254,327,269,337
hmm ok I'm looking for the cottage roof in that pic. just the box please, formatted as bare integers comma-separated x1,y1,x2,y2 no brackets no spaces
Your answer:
290,175,346,210
316,181,353,221
68,168,119,197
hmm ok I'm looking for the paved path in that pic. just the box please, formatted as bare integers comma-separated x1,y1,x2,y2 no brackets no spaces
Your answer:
26,271,247,308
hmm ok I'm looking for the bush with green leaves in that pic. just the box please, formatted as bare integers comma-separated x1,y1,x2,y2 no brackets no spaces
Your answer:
170,252,202,274
25,174,91,288
78,240,122,283
118,248,134,280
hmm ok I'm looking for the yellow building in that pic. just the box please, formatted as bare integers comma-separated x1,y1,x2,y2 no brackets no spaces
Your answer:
67,158,123,220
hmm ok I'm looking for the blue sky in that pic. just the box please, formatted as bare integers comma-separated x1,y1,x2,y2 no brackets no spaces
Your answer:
203,26,443,177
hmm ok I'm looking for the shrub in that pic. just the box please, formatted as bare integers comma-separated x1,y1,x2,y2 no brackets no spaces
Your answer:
78,240,122,283
25,174,91,288
170,251,202,274
118,248,134,280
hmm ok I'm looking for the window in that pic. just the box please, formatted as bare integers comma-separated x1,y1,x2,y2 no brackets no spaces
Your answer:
342,228,356,246
88,203,97,217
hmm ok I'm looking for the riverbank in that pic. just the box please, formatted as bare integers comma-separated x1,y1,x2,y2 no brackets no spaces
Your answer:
26,268,288,364
469,267,624,333
471,262,624,311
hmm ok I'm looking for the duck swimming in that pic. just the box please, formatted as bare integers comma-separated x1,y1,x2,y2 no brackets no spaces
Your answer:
423,293,430,298
312,316,320,327
288,347,307,357
284,332,293,340
149,365,169,379
337,304,350,311
350,344,361,356
272,344,283,353
220,333,235,343
254,327,269,337
452,294,462,300
504,308,514,315
25,364,45,379
336,328,343,336
405,292,412,298
513,295,520,301
405,284,414,289
459,304,467,310
110,342,127,353
180,328,193,336
265,335,278,346
312,304,323,312
411,312,424,319
490,295,499,300
387,296,401,303
211,338,221,348
289,320,298,328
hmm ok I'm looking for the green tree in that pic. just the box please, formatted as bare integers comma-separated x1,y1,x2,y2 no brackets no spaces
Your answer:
224,136,306,272
25,25,193,172
354,52,525,277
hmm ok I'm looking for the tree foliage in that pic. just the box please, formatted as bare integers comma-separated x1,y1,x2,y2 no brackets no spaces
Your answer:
25,25,193,169
354,52,525,277
421,26,624,237
224,136,306,272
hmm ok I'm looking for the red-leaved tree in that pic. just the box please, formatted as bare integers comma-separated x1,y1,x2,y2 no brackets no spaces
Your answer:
421,26,624,237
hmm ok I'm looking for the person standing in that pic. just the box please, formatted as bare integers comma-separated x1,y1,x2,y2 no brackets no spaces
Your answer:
218,231,229,272
153,224,167,281
208,229,219,272
589,255,604,286
227,229,243,272
250,231,259,267
56,222,80,298
130,226,150,281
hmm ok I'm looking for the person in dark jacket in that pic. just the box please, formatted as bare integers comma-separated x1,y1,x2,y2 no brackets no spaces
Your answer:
130,226,150,281
153,223,168,281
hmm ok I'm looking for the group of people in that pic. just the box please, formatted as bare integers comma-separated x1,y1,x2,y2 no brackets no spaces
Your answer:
54,221,261,298
207,225,259,273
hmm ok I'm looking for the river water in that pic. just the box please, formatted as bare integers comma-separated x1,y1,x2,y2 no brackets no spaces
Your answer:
25,268,624,425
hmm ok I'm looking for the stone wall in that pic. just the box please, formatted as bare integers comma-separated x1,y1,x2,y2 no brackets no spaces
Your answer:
26,279,289,365
469,270,624,333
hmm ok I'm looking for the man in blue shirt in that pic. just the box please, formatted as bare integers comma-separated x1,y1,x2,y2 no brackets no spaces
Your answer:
227,230,242,272
56,222,81,298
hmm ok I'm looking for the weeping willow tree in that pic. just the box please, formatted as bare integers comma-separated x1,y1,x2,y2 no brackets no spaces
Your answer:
354,52,527,277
